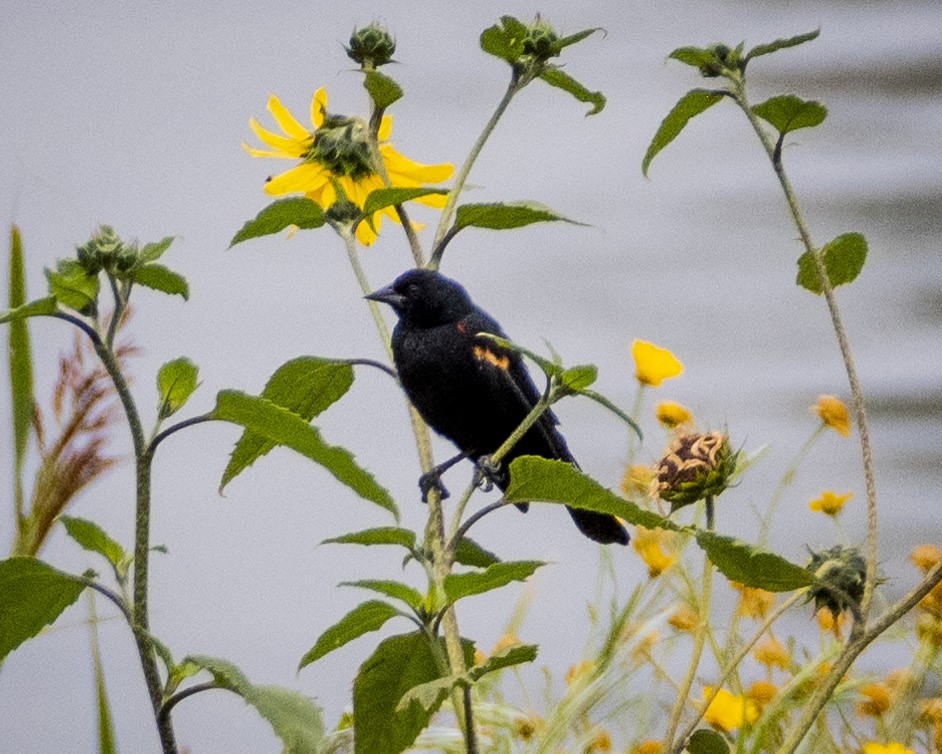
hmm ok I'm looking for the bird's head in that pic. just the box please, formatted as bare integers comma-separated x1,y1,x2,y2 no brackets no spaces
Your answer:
366,268,474,327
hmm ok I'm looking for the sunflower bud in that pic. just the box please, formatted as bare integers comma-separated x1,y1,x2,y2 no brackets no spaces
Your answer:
346,24,396,68
325,193,361,228
806,545,866,620
115,246,138,274
699,43,741,77
76,225,127,274
653,431,737,512
522,18,560,61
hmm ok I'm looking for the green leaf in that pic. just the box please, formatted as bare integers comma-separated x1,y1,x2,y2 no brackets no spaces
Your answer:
87,593,117,754
299,600,401,669
340,580,424,611
752,95,827,135
560,364,597,392
469,642,538,681
362,187,450,218
554,27,604,52
687,728,730,754
8,226,34,509
45,261,99,314
59,516,127,573
0,558,86,661
322,527,417,551
643,89,725,176
133,264,190,300
363,70,403,109
505,456,679,530
137,236,175,265
0,295,57,325
479,16,527,63
694,531,814,592
443,560,544,605
668,46,719,69
230,197,326,247
796,233,868,294
577,388,643,440
157,357,199,419
353,632,465,754
220,358,354,491
183,656,324,753
454,201,585,232
745,29,820,64
213,390,397,518
539,67,606,116
453,537,500,568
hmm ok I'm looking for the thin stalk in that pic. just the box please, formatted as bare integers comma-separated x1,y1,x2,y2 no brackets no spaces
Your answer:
664,497,716,754
105,274,125,350
759,425,824,547
730,76,878,620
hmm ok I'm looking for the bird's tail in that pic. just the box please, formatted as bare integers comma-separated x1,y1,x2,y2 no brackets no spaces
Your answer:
567,506,630,545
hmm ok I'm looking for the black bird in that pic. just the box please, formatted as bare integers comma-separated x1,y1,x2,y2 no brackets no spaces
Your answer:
366,268,629,546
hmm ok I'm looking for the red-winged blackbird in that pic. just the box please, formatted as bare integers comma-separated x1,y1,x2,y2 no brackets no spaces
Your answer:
367,268,629,546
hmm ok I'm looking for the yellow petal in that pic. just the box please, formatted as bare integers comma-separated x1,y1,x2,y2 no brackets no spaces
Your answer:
413,192,448,208
241,141,294,159
382,146,454,183
377,113,392,141
249,117,306,158
264,162,329,195
267,94,309,141
632,340,683,387
310,87,328,129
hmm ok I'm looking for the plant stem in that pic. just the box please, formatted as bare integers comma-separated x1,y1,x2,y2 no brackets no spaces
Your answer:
759,425,824,547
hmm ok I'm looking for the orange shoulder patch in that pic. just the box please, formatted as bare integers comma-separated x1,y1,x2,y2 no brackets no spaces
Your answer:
472,344,510,370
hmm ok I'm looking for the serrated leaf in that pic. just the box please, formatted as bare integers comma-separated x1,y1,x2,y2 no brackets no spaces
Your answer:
137,236,175,264
643,89,725,176
230,197,326,247
668,46,719,69
753,95,827,135
796,233,868,294
340,580,424,611
364,70,403,109
479,15,527,63
454,201,585,232
694,531,814,592
299,600,401,669
157,357,199,419
453,537,500,568
539,67,606,116
45,263,99,314
221,358,354,490
133,264,189,300
353,632,472,754
213,390,397,518
183,656,324,753
0,558,86,661
443,560,543,605
469,643,538,681
59,516,127,572
505,456,678,530
687,728,730,754
0,295,58,325
8,226,34,508
745,29,820,63
362,187,450,218
560,364,597,392
322,527,417,550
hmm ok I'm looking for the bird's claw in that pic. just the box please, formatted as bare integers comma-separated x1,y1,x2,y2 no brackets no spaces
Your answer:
473,455,505,492
419,470,449,502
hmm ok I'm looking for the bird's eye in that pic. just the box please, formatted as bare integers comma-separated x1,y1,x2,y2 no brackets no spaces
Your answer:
407,283,421,298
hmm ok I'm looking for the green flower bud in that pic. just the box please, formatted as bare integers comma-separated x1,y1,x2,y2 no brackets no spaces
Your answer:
325,193,361,227
806,545,866,620
76,241,103,274
346,24,396,68
654,431,737,512
308,115,375,180
115,246,138,273
522,18,559,61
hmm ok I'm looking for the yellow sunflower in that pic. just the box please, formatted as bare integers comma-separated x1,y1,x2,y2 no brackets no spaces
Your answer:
244,88,452,245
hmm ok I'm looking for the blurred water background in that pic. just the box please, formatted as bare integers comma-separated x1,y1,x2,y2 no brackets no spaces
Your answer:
1,1,940,751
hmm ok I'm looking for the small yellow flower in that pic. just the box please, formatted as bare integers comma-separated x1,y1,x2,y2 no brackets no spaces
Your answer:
633,741,662,754
808,490,853,516
753,636,789,671
861,743,915,754
732,582,775,620
668,604,699,632
472,648,487,666
816,606,847,637
655,400,692,428
918,582,942,619
856,682,891,718
565,660,594,686
702,687,759,732
911,544,942,573
632,525,676,577
244,88,452,245
621,464,655,499
512,713,544,740
491,633,521,654
632,340,683,387
747,680,778,710
584,729,612,752
814,394,851,437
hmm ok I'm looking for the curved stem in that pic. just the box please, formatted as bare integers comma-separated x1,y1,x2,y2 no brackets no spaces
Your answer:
450,499,514,548
150,414,216,453
159,681,221,724
82,579,133,624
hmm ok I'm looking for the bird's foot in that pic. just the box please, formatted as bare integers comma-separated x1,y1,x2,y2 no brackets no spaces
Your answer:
472,455,506,492
419,470,449,502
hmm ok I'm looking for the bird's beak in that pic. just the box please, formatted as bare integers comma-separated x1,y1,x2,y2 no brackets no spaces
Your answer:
364,284,404,311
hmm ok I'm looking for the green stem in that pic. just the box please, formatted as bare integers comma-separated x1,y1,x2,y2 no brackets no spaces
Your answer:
105,273,125,350
664,497,715,754
758,425,824,547
429,77,521,269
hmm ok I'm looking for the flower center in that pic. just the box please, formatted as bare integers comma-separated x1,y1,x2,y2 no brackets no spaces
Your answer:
305,114,376,181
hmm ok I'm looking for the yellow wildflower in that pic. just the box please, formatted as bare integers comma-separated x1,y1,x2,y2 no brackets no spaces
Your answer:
655,400,692,428
565,660,593,686
632,340,683,387
632,525,676,577
753,636,789,671
584,729,612,752
813,394,851,437
732,582,775,620
633,741,662,754
668,604,698,632
808,490,853,516
856,682,891,718
911,544,941,573
702,687,759,732
816,605,847,635
621,464,655,499
916,613,942,647
244,88,452,245
861,743,915,754
747,680,778,710
512,713,544,740
491,633,521,654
